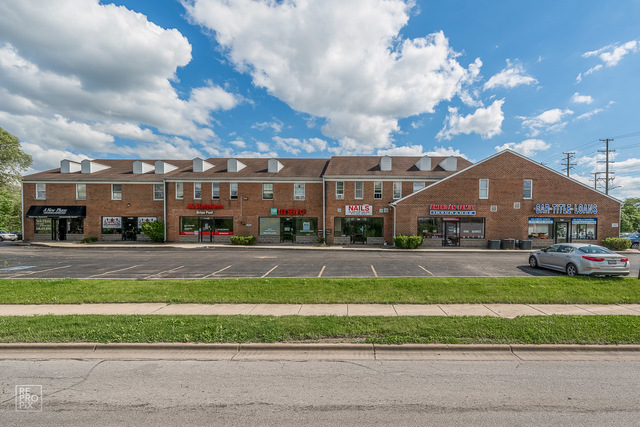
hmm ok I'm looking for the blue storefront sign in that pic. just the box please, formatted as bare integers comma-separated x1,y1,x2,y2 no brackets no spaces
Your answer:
528,217,554,224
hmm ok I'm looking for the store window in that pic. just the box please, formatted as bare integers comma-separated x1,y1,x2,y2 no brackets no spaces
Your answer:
460,218,485,239
175,182,183,200
336,182,344,199
102,216,122,234
68,218,84,234
294,183,305,200
355,182,363,199
154,184,164,200
479,179,489,199
374,181,382,199
259,217,280,236
523,179,532,199
263,183,274,200
179,217,234,235
334,217,383,238
34,218,52,234
417,217,443,239
571,219,597,240
76,183,86,200
36,183,46,200
179,217,199,235
528,218,554,239
212,183,219,199
230,183,238,200
295,217,317,236
194,183,202,199
111,184,122,200
393,182,402,199
214,217,234,235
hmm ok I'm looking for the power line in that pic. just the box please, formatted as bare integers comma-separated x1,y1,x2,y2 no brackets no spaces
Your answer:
562,152,576,177
597,138,614,194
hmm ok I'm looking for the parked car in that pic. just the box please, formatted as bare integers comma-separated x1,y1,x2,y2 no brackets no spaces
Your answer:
529,243,630,277
0,230,18,241
10,231,23,241
625,232,640,250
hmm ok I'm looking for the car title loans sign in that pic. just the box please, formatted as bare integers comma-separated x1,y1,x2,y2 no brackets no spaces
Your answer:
535,203,597,214
345,205,372,215
429,204,476,216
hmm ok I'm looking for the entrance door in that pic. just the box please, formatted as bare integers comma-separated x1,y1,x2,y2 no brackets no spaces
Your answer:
199,218,215,242
122,217,138,241
52,218,67,241
281,219,295,243
443,221,460,246
555,222,569,244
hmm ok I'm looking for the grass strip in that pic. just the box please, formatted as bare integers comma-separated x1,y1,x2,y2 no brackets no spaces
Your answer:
1,277,639,305
1,315,639,344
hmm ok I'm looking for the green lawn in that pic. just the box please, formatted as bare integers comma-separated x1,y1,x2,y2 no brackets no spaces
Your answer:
0,276,639,305
1,315,639,344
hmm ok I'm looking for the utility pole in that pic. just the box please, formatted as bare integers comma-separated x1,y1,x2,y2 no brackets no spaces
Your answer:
562,152,576,177
597,138,614,194
591,171,604,190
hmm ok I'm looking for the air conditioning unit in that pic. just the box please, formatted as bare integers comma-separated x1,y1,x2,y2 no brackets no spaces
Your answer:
490,205,498,212
336,194,344,199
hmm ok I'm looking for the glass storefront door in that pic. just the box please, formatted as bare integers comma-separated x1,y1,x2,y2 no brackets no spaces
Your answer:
555,221,570,244
52,218,67,241
122,217,138,241
199,218,215,242
443,220,460,246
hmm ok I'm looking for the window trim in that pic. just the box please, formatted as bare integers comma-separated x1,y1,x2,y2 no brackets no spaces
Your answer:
479,179,489,200
75,183,86,201
175,182,183,200
335,181,344,199
294,183,305,201
211,182,220,200
111,184,122,201
373,181,382,199
193,182,202,200
354,182,363,200
230,182,238,200
523,179,533,200
153,183,164,201
262,183,274,200
393,181,402,200
36,183,46,200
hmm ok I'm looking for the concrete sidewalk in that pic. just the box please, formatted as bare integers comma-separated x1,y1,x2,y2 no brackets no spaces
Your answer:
1,303,639,317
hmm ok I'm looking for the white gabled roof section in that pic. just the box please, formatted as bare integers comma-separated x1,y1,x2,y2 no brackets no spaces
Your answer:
60,160,81,173
438,156,457,171
155,161,178,174
133,160,154,174
415,156,431,171
227,158,246,172
379,155,392,171
193,157,214,173
390,149,623,205
268,158,284,173
81,159,110,174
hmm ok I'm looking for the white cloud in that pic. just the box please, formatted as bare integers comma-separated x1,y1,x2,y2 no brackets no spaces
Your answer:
483,60,537,90
21,142,90,172
571,92,593,104
494,139,551,157
576,108,604,121
518,108,573,137
611,175,640,199
184,0,480,154
273,136,328,155
252,119,284,134
230,140,246,148
0,0,239,169
580,40,640,78
377,145,425,156
255,141,272,152
436,99,504,141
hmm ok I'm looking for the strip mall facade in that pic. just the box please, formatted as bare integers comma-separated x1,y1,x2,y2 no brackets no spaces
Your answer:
22,150,622,247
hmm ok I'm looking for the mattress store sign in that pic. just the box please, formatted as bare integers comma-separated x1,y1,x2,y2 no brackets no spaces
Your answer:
535,203,597,214
345,205,372,216
429,204,476,216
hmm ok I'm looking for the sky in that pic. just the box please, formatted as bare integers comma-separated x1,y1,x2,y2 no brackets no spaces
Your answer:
1,0,639,199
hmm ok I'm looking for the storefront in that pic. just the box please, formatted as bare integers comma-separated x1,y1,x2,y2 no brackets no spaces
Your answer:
179,216,234,242
26,206,86,241
101,216,158,241
332,205,384,244
258,208,318,244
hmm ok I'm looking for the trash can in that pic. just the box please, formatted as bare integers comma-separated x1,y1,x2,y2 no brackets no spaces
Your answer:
487,240,501,250
519,240,532,250
500,239,516,250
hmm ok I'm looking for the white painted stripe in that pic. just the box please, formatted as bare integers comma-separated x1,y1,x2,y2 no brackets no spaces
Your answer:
202,265,232,278
370,265,378,277
261,265,278,278
9,265,71,278
418,265,435,277
145,265,184,279
87,265,140,278
318,265,326,278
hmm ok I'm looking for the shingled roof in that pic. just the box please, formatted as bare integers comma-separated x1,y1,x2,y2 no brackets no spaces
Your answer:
323,156,472,178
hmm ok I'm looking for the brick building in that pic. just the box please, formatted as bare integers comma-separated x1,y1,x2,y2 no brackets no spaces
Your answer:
21,150,621,247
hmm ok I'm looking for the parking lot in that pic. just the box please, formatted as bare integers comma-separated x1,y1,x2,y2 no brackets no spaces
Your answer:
1,244,638,279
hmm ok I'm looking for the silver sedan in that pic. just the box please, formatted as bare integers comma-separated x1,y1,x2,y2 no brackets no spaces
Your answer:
529,243,630,277
0,230,18,241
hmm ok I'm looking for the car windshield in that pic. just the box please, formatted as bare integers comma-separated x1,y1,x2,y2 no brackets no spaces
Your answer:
630,233,640,239
578,246,615,255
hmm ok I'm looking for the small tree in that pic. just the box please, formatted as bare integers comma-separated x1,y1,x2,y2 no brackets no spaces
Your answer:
141,221,165,242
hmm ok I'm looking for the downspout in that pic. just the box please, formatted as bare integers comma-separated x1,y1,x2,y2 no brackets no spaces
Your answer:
21,182,24,240
391,203,396,247
163,179,167,242
322,177,326,242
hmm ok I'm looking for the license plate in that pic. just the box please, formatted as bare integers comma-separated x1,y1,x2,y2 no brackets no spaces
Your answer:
608,260,617,265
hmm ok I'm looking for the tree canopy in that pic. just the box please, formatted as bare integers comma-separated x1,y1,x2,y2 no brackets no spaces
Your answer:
1,126,32,187
621,198,640,233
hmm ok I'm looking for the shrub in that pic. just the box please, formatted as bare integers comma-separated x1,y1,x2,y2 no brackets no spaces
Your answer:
230,235,256,245
601,237,631,251
141,221,165,243
394,234,424,249
81,237,98,244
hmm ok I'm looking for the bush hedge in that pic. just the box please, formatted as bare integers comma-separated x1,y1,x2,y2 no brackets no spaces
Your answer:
230,235,256,245
141,221,165,243
601,237,631,251
81,237,98,244
393,234,424,249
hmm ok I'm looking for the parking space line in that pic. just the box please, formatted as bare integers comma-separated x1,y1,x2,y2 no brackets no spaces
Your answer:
418,265,435,277
87,265,140,278
262,265,278,278
145,265,184,279
371,265,378,277
202,265,232,278
8,264,71,278
318,266,326,278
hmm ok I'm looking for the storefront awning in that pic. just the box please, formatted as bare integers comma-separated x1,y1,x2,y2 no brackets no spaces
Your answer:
26,206,86,218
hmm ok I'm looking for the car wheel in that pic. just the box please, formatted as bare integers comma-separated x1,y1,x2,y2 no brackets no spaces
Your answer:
632,243,639,250
529,256,538,268
566,263,578,277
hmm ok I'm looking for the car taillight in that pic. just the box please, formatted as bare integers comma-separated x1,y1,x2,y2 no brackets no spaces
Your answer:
621,258,629,262
582,256,605,262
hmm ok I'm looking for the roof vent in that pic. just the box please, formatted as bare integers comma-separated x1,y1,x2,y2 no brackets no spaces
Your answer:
60,160,81,173
155,161,178,174
193,158,213,173
415,156,432,171
438,156,457,171
133,160,154,174
81,160,110,174
380,155,392,171
227,158,246,172
268,158,284,173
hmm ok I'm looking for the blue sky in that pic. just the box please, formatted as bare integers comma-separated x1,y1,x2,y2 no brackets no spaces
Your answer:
1,0,639,198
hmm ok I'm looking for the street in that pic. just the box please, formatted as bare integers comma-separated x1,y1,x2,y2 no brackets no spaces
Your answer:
2,358,639,426
1,245,639,278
